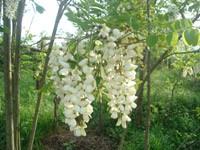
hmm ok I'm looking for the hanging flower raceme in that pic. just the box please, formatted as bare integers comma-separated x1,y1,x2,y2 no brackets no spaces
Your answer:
49,24,144,136
95,25,142,128
49,48,96,136
5,0,20,19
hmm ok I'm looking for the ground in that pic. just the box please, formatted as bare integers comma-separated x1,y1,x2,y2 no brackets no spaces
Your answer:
42,128,117,150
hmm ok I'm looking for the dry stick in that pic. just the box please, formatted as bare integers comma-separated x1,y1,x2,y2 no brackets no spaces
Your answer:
144,0,151,149
13,1,26,150
3,2,15,150
27,1,71,149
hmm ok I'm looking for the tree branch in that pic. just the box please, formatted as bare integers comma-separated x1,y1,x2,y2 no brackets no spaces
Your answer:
27,1,72,149
165,49,200,59
192,12,200,23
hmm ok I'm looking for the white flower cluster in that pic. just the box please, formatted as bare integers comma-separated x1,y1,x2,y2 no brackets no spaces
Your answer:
96,25,138,128
5,0,20,19
49,24,142,135
49,48,96,136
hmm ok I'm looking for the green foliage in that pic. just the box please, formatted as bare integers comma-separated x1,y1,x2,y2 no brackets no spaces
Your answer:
183,29,199,46
166,32,179,46
147,34,158,47
31,0,45,14
170,19,192,32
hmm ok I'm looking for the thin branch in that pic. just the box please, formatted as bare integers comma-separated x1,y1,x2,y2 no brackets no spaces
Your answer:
192,13,200,23
27,1,72,149
144,0,151,149
164,49,200,59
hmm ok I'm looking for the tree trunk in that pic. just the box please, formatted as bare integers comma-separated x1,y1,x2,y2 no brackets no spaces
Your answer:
135,62,145,128
3,3,15,149
53,95,60,129
12,1,26,150
144,47,151,150
0,0,2,25
28,1,71,149
144,0,151,149
98,98,103,134
135,80,144,127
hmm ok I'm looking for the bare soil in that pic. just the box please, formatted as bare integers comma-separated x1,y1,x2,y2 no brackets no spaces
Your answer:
42,128,117,150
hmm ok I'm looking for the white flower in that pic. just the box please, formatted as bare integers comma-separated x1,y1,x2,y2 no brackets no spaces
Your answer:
98,25,138,128
111,112,118,119
99,24,111,38
59,68,69,76
49,25,142,134
5,0,20,19
49,48,96,136
95,40,103,46
74,126,87,137
82,66,93,74
66,119,77,128
79,59,88,67
112,29,122,39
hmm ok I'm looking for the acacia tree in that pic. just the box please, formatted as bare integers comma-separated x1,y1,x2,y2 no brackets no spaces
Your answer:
25,0,199,149
63,0,200,149
1,0,199,149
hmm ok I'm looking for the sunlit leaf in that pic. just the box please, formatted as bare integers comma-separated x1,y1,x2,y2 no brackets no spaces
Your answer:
183,29,199,46
166,32,179,46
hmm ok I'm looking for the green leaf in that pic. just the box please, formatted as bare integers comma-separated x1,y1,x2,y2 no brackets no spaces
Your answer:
174,20,181,31
166,32,179,46
0,26,10,33
0,26,4,32
171,19,192,31
181,19,192,29
146,34,158,47
33,1,45,14
130,17,140,30
183,29,199,46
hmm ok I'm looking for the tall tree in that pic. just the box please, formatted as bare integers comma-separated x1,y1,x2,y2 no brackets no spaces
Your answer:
3,0,15,149
12,0,26,149
28,1,72,149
